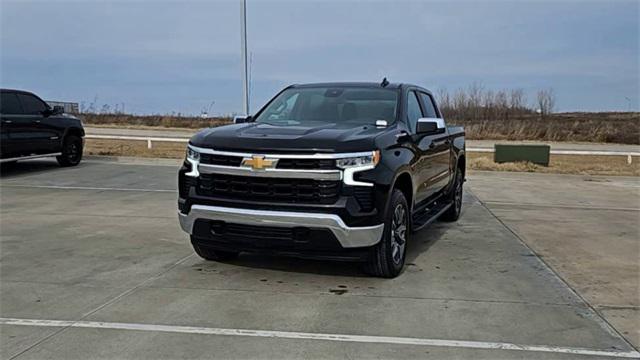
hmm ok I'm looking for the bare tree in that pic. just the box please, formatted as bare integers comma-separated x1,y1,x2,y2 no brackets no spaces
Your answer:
431,84,549,121
496,90,509,119
536,88,556,116
453,88,468,118
509,89,526,114
436,87,451,112
467,82,484,120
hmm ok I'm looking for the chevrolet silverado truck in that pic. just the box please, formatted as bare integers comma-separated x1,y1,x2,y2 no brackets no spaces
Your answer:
178,81,465,277
1,89,84,167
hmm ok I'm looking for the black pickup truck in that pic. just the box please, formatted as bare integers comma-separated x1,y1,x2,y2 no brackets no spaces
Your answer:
178,81,465,277
0,89,84,167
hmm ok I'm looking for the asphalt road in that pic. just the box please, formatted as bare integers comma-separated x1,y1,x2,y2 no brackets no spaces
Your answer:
85,126,640,153
0,159,638,359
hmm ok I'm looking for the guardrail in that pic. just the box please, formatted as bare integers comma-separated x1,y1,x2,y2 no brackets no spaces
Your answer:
86,134,189,149
85,135,639,164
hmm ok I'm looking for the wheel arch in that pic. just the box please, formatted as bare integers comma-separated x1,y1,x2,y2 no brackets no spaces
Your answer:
64,127,85,140
391,171,414,213
457,152,466,179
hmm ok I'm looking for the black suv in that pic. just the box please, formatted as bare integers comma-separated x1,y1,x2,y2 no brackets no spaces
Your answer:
178,82,465,277
0,89,84,166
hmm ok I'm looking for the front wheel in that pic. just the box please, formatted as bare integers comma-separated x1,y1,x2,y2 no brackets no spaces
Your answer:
57,135,83,167
363,189,409,278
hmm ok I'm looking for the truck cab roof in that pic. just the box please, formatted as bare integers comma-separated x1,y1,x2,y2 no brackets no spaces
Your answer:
289,82,433,95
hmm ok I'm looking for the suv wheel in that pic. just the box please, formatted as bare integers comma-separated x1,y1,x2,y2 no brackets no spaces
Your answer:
57,135,83,167
191,237,240,261
363,189,409,278
441,169,463,222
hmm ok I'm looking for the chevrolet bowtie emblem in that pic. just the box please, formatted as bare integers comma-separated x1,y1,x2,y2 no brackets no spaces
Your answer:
242,155,277,170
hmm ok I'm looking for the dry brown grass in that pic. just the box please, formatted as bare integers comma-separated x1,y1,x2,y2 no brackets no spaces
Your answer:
82,113,230,129
81,112,640,144
468,152,640,176
85,139,187,159
86,138,640,176
453,112,639,144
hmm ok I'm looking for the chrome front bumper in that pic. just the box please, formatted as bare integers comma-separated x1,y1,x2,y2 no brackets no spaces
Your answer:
179,205,384,248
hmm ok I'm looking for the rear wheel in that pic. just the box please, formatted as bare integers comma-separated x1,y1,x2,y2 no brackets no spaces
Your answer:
441,169,463,222
363,189,409,278
57,135,83,167
191,237,240,261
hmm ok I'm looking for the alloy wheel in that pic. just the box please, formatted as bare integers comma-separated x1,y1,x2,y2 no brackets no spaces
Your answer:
66,142,80,163
390,203,407,265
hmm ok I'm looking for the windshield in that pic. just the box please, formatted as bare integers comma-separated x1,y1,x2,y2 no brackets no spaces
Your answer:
254,87,398,126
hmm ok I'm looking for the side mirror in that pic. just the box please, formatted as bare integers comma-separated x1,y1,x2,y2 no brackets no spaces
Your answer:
416,118,445,134
52,105,65,115
233,115,252,124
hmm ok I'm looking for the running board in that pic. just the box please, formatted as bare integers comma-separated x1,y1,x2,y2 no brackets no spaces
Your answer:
411,201,453,232
0,152,62,163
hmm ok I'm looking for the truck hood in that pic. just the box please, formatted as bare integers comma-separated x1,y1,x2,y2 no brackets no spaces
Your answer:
190,122,388,153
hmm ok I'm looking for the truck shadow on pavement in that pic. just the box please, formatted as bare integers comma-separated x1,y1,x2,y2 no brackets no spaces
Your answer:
209,221,451,278
0,159,69,178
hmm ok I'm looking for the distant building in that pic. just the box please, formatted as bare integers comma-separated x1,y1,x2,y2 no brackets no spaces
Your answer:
46,100,79,114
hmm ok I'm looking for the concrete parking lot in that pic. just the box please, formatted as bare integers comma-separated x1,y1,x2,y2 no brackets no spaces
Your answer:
0,158,638,359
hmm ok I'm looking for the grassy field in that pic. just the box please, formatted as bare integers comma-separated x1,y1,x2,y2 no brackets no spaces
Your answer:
82,113,230,129
454,112,639,144
468,153,639,176
86,139,187,159
85,139,639,176
81,112,640,145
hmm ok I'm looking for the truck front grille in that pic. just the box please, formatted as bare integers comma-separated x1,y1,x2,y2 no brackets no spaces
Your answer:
179,175,197,197
276,158,336,170
353,187,375,212
199,154,337,170
197,173,340,204
200,154,243,166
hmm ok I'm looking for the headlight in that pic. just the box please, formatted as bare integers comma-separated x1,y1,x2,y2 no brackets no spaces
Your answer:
186,147,200,161
336,150,380,169
185,147,200,177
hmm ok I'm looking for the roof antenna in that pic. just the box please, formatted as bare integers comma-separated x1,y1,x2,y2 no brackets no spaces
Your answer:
381,77,389,87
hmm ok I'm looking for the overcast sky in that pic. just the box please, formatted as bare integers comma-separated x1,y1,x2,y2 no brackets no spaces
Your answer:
1,0,638,115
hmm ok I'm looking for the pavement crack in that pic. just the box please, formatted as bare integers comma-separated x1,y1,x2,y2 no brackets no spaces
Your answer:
143,284,582,309
468,187,640,352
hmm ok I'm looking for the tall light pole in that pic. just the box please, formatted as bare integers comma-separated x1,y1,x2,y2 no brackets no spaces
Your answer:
240,0,249,115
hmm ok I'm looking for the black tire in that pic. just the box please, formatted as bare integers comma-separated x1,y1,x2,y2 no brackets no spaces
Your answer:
440,169,463,222
191,238,240,261
363,189,409,278
57,135,83,167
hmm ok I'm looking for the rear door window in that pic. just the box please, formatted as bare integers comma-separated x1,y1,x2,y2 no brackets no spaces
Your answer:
418,92,438,118
406,91,424,133
17,93,48,115
0,92,24,114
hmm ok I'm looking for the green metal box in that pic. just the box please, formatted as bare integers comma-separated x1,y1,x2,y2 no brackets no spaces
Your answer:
494,144,550,166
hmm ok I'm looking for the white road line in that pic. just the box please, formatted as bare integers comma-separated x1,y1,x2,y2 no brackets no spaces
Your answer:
1,317,638,358
0,184,175,192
